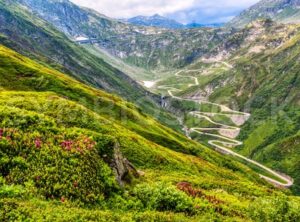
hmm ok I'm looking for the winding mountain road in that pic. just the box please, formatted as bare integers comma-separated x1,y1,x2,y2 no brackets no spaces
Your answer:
157,67,293,188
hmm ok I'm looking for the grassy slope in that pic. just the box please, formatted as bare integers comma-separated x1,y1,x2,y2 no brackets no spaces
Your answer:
151,21,300,195
83,44,158,81
232,32,300,193
200,23,300,194
1,45,300,220
0,0,183,133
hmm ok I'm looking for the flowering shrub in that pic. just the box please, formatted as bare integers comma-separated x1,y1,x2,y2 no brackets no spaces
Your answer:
0,125,118,203
60,136,96,153
177,182,224,205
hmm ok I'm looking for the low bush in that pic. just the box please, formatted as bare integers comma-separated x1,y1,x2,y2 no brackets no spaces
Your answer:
248,195,300,222
133,182,194,213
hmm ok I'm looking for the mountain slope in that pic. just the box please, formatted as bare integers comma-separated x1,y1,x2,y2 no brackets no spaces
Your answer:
161,20,300,194
124,14,185,29
17,0,232,70
0,0,183,131
228,0,300,28
18,0,300,196
0,0,146,100
2,44,300,220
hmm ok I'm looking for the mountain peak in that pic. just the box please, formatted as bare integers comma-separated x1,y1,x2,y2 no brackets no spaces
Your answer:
125,14,184,29
152,13,161,17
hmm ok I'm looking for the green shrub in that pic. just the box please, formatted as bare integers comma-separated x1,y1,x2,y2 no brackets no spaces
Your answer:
0,176,5,186
248,195,300,222
133,183,194,213
0,185,25,198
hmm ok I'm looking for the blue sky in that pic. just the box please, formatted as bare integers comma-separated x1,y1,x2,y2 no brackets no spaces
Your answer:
71,0,260,24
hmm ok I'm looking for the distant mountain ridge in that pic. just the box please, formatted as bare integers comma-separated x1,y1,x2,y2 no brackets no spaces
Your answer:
17,0,232,70
123,14,184,29
123,14,224,29
228,0,300,27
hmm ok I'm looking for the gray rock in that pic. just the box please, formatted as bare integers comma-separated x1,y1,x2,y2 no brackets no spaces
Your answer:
109,142,138,186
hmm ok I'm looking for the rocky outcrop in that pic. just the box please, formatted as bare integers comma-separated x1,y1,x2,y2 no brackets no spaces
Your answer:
108,142,139,186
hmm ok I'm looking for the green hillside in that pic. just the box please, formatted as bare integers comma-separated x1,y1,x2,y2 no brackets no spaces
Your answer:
212,23,300,194
0,0,300,221
157,20,300,195
0,0,182,132
1,44,300,221
233,30,300,194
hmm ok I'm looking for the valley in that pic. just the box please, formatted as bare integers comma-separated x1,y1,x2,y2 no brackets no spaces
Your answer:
143,60,294,188
41,0,299,193
0,0,300,221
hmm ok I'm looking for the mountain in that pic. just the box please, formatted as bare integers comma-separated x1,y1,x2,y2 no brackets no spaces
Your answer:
124,14,185,29
124,15,225,29
17,0,233,70
228,0,300,28
154,19,300,194
0,0,143,100
1,31,300,222
0,0,183,130
14,0,300,195
1,17,299,221
1,0,300,220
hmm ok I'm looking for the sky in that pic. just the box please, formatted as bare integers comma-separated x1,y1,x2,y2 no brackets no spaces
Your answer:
70,0,260,24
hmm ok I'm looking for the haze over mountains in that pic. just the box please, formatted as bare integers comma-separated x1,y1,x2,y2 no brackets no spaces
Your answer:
0,0,300,221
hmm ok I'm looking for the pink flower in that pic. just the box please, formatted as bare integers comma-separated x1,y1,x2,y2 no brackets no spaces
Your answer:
35,138,42,149
61,140,73,151
0,129,3,139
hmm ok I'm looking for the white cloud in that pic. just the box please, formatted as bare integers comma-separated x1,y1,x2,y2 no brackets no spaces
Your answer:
70,0,260,23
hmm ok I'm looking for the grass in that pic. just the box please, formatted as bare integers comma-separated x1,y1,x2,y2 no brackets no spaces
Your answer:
0,43,300,220
83,44,157,81
0,2,300,219
231,157,287,184
0,1,184,135
185,115,219,128
237,120,277,156
169,99,222,113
